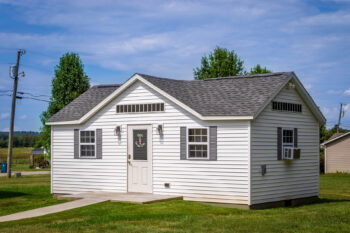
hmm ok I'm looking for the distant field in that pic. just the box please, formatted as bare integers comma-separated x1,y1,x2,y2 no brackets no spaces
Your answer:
0,147,32,161
0,147,50,171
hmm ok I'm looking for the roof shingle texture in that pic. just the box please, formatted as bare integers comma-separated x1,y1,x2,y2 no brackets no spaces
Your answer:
139,72,291,116
48,85,120,122
48,72,292,122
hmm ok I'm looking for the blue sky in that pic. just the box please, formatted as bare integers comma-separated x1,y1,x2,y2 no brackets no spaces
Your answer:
0,0,349,131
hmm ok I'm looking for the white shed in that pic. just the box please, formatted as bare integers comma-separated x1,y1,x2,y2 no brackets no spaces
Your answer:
46,72,325,208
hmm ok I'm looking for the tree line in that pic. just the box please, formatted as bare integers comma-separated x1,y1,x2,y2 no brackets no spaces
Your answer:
0,132,40,148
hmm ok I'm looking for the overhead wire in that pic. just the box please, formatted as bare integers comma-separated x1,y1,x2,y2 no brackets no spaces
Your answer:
17,91,50,98
0,93,50,102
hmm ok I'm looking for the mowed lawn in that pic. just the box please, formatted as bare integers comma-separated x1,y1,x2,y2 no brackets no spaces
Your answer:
0,175,65,217
0,174,350,233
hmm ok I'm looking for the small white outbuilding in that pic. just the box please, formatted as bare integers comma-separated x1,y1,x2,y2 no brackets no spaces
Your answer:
322,132,350,174
47,72,325,208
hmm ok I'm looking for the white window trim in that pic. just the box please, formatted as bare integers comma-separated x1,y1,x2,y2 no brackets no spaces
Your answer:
186,127,210,160
282,128,294,159
79,130,97,158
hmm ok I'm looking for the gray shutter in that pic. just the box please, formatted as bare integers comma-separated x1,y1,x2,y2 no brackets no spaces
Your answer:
277,127,282,160
209,126,217,161
294,128,300,159
294,128,298,148
96,129,102,159
180,127,186,160
74,129,79,159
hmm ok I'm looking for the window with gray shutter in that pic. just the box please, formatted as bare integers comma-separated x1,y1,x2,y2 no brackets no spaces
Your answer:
73,129,102,159
80,130,95,157
278,127,300,160
180,126,217,160
188,128,208,159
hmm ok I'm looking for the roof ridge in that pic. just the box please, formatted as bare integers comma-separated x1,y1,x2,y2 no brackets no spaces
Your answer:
136,73,188,82
137,72,292,82
93,84,121,88
202,72,292,81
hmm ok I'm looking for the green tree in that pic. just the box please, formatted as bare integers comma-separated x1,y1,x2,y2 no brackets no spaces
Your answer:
249,64,272,74
39,53,90,154
194,47,245,80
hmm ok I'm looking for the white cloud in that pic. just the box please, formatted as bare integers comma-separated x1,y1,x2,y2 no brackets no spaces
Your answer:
291,11,350,27
304,84,312,90
344,88,350,96
0,112,9,120
1,126,20,132
19,114,27,119
327,89,343,95
322,107,330,115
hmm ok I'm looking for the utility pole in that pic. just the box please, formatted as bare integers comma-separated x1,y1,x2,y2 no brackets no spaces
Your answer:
7,49,25,178
336,103,344,134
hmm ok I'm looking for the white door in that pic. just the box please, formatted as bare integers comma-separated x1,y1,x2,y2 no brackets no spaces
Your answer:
127,125,153,193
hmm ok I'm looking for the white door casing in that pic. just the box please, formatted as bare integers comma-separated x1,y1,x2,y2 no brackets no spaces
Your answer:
127,125,153,193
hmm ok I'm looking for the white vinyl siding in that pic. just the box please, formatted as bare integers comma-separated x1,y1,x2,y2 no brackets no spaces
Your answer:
51,81,250,204
251,85,319,205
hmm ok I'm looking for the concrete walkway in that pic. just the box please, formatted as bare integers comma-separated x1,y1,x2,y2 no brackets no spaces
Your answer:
0,198,105,222
0,171,50,177
59,192,183,204
0,192,182,222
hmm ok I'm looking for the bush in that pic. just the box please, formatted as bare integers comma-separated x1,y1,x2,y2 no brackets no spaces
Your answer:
35,155,49,168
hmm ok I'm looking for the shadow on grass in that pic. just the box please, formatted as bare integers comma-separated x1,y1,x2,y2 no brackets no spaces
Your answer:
316,198,350,204
0,191,28,199
291,197,350,208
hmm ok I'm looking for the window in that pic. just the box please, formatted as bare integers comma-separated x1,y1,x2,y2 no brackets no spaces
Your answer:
188,128,209,159
80,131,95,157
282,128,294,159
116,103,165,113
272,101,302,113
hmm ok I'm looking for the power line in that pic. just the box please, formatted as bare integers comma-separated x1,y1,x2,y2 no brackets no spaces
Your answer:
0,93,49,102
17,91,50,98
20,96,50,102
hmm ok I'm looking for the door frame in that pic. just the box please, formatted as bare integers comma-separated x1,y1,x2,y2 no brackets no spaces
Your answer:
127,124,153,193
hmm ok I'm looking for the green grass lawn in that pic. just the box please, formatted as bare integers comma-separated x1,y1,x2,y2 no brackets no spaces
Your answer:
0,175,65,217
0,147,50,171
0,174,350,232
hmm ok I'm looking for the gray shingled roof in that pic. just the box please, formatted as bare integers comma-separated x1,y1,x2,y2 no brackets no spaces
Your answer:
48,84,120,122
48,72,292,122
139,72,291,116
30,147,44,155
